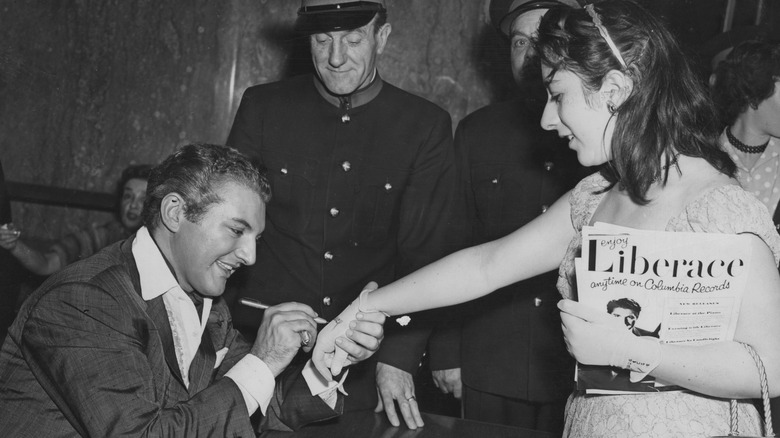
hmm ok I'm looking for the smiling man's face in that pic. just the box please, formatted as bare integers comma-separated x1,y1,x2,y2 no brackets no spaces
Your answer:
170,181,265,297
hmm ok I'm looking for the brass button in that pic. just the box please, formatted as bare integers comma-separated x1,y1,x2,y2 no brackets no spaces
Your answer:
323,296,332,306
324,251,334,261
281,167,288,175
342,161,351,172
384,183,392,191
541,205,549,213
534,297,542,307
544,161,554,171
330,208,340,217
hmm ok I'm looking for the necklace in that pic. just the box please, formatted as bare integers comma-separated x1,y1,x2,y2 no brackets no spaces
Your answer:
656,153,679,182
662,154,679,171
726,126,769,154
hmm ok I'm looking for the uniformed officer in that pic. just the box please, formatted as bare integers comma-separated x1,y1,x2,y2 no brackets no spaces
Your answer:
425,0,587,434
225,0,460,430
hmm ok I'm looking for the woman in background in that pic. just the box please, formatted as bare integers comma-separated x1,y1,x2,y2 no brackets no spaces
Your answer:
712,39,780,229
0,164,152,276
712,37,780,434
314,1,780,436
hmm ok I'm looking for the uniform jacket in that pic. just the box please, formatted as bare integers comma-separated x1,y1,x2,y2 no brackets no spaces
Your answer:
0,236,338,437
225,74,461,380
428,98,587,402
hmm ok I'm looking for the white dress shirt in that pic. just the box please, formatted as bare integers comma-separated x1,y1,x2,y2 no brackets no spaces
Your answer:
131,227,342,415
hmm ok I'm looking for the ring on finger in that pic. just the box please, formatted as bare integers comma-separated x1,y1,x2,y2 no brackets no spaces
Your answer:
300,331,311,346
406,395,416,402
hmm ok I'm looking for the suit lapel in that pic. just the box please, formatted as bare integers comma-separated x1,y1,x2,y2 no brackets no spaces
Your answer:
145,296,188,389
187,325,217,395
123,233,215,393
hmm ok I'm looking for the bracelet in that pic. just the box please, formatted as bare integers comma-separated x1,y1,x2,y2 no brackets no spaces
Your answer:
358,289,390,317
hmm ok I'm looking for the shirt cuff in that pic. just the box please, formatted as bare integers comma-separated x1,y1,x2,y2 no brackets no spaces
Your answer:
225,354,275,416
301,359,349,409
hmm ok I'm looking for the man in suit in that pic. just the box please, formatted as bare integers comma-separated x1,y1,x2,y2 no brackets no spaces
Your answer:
225,0,462,430
426,0,584,434
0,144,386,437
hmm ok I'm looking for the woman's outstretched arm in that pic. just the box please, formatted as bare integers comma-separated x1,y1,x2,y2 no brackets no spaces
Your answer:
366,190,575,315
312,191,576,379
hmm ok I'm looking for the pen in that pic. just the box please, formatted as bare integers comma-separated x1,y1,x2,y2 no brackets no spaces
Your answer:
239,297,329,324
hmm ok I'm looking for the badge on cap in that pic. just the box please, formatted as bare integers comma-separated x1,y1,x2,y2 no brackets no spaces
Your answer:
297,0,386,34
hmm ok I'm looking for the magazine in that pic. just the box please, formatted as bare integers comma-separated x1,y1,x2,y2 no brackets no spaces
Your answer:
573,222,753,394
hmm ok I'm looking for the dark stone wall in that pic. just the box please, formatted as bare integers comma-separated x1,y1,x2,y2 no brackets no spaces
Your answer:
1,0,507,239
1,0,235,237
1,0,778,240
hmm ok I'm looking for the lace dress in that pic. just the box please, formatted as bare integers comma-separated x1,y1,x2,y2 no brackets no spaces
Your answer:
558,173,780,438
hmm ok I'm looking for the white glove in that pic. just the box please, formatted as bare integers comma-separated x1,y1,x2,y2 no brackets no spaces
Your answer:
558,299,661,382
312,285,388,380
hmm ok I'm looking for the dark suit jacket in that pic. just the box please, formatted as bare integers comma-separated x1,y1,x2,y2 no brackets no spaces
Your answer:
0,236,339,437
428,98,589,403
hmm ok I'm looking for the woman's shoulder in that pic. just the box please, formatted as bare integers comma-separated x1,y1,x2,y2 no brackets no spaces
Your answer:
570,172,610,203
671,183,780,264
568,172,610,228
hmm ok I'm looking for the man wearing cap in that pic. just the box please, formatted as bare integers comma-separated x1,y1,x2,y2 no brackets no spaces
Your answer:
424,0,584,434
225,0,460,430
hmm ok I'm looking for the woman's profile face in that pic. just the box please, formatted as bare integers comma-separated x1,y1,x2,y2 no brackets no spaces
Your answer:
540,66,614,167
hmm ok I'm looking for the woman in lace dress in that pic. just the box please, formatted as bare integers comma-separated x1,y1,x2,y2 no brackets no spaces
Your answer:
313,1,780,436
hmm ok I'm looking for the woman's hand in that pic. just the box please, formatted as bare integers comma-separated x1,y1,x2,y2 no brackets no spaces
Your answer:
0,223,21,251
559,299,660,381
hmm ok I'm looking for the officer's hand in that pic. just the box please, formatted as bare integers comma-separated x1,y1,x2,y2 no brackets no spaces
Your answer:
374,362,425,429
432,367,462,399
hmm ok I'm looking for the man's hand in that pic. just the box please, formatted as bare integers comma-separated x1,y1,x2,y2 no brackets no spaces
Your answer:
375,362,425,429
312,281,381,379
432,367,462,399
251,302,319,377
337,310,386,366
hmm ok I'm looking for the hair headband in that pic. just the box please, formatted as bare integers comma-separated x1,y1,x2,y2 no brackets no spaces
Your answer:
584,4,628,69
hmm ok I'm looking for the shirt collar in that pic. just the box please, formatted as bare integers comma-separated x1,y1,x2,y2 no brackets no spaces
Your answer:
132,226,180,301
313,69,383,109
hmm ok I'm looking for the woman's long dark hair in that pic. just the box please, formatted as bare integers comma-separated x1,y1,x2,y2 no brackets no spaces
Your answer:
536,0,735,204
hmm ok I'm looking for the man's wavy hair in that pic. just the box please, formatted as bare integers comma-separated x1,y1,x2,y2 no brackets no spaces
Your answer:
535,0,735,204
607,297,641,316
142,144,271,232
712,39,780,126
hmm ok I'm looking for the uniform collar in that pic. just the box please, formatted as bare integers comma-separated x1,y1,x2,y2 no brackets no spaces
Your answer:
313,69,383,110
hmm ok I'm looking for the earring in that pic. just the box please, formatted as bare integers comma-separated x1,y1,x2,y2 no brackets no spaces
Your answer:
607,101,617,114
